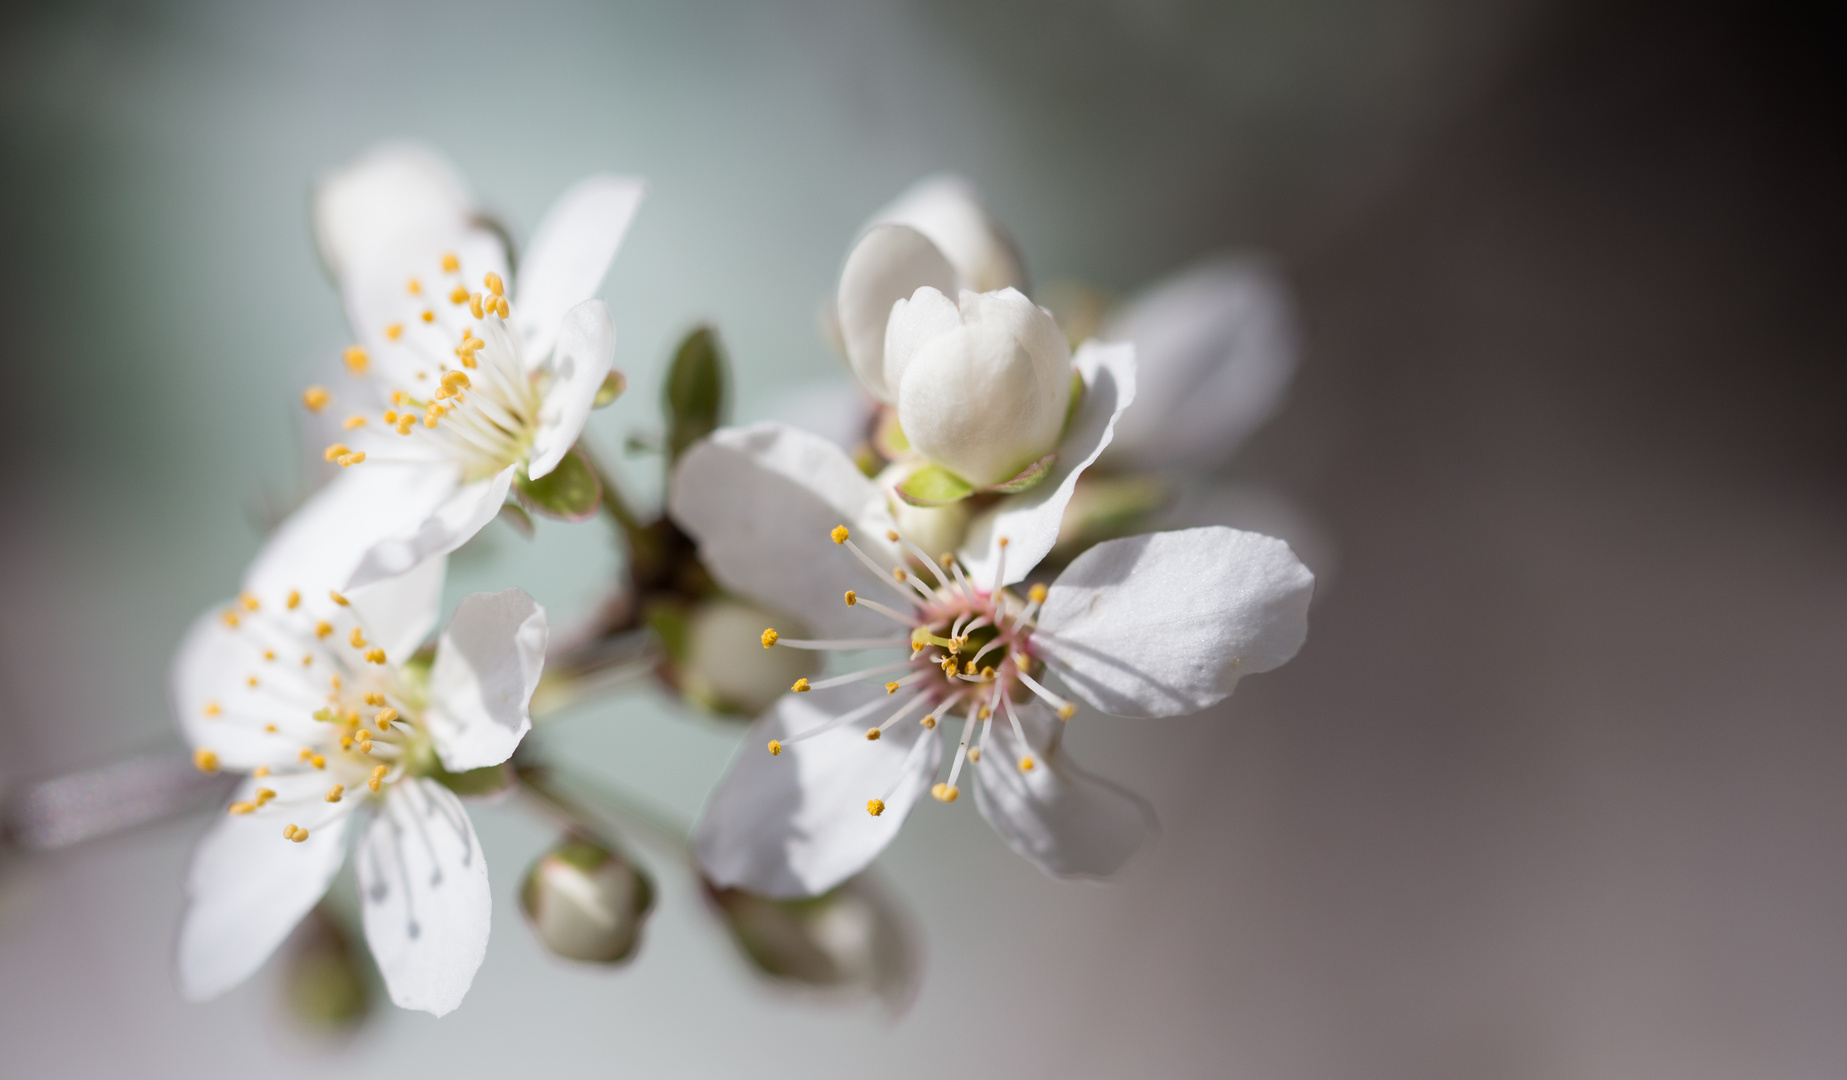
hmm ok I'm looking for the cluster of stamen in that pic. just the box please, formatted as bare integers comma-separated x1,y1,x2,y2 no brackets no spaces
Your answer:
760,525,1078,816
300,255,542,482
191,587,432,845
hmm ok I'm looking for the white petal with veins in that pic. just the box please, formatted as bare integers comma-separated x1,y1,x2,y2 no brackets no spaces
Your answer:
427,589,547,772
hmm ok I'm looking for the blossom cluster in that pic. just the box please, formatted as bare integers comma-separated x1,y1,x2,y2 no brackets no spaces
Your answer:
167,146,1315,1018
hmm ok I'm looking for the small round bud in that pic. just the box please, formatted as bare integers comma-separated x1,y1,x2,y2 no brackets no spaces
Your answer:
520,837,655,965
703,874,919,1010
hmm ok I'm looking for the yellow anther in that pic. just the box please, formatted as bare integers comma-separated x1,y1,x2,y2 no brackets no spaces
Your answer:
193,748,220,774
300,654,312,666
1029,583,1048,604
302,385,330,412
941,657,958,675
979,666,995,680
288,826,309,843
381,410,397,424
343,414,367,430
329,591,349,606
364,692,383,706
448,285,469,304
964,660,977,676
386,322,404,340
885,529,900,542
420,309,436,323
968,747,981,762
397,416,416,435
931,783,959,803
315,621,333,639
391,389,407,405
339,735,353,749
423,409,440,428
286,589,301,610
323,442,349,462
253,765,270,777
844,590,857,606
406,277,422,296
325,784,344,803
468,293,485,318
202,701,221,717
299,747,314,761
885,682,900,695
369,776,383,793
830,525,850,544
938,552,955,568
349,628,367,648
441,370,470,392
220,610,241,629
432,385,451,401
893,568,908,581
1019,756,1037,772
228,801,255,815
484,271,504,297
364,648,386,664
310,753,326,770
791,678,810,693
922,715,937,729
338,451,366,466
246,675,259,688
1057,703,1076,720
767,740,783,756
977,705,991,720
263,649,276,661
867,799,885,817
255,787,276,804
239,592,260,611
999,536,1010,548
343,346,370,374
493,296,509,318
761,628,779,648
441,252,460,273
865,728,881,741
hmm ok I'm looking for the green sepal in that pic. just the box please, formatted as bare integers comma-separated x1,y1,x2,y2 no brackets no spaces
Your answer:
431,760,517,798
895,464,975,506
593,370,628,408
1063,369,1086,434
663,326,727,464
516,447,602,521
988,453,1056,494
873,407,909,460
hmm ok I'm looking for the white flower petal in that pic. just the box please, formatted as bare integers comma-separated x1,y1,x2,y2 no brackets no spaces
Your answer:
427,589,547,772
175,774,357,1001
960,339,1137,586
1035,526,1314,718
245,463,462,600
515,175,645,367
669,423,901,639
346,555,446,664
759,375,876,452
526,299,613,480
343,225,510,363
1102,256,1298,470
972,701,1154,878
837,224,957,402
870,173,1024,293
171,609,319,770
357,779,492,1017
313,142,474,282
881,284,962,402
693,686,942,898
347,465,518,590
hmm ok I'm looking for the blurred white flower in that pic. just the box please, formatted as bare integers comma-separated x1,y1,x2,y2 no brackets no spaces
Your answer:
272,146,644,593
171,583,547,1016
668,423,1313,897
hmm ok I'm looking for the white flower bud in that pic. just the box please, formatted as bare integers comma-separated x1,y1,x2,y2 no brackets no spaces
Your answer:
520,837,654,965
870,174,1024,294
704,874,917,1009
681,600,818,716
883,287,1071,488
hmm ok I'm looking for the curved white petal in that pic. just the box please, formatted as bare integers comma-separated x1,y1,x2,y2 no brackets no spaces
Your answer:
668,423,902,639
961,339,1137,586
346,555,446,663
347,466,517,590
1102,256,1298,470
693,686,942,898
175,774,357,1001
1036,527,1314,718
759,375,876,452
427,589,547,772
515,175,645,366
972,702,1154,878
245,463,461,600
171,608,337,769
526,299,613,480
357,779,491,1017
870,173,1024,293
837,225,956,402
313,142,475,283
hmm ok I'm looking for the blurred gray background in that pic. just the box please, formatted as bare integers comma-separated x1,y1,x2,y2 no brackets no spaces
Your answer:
1,0,1842,1076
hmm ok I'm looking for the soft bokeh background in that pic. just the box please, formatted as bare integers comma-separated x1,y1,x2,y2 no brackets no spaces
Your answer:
1,0,1842,1076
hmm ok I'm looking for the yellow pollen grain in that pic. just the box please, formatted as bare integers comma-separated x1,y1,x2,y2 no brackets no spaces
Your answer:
767,740,783,756
968,747,982,762
442,370,470,391
420,309,436,324
843,590,857,607
364,692,384,706
397,416,416,435
369,777,383,793
382,410,397,424
1029,583,1048,604
922,715,937,729
302,385,330,412
339,735,352,750
323,442,349,462
315,621,333,639
484,271,504,297
324,784,344,803
193,748,220,773
264,723,277,732
364,648,386,664
1019,756,1037,772
791,678,810,693
288,825,309,843
980,665,995,679
893,568,908,581
931,783,959,803
977,705,991,720
221,609,241,629
263,649,275,661
286,589,301,610
253,765,270,777
228,801,255,815
240,592,260,611
865,728,881,741
830,525,849,544
301,654,312,666
964,660,977,676
376,708,397,730
441,252,460,272
310,753,326,770
468,293,485,318
349,628,367,648
256,787,275,804
885,529,900,541
246,675,259,688
867,799,885,817
203,701,222,717
493,296,509,318
885,681,900,694
449,285,469,304
343,346,370,375
760,628,779,648
406,277,422,296
386,322,404,341
329,591,349,607
343,414,367,430
1057,703,1076,720
999,536,1010,548
339,451,366,467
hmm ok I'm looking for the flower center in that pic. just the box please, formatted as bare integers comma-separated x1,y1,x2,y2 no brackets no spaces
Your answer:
759,526,1076,813
192,588,433,843
302,253,543,483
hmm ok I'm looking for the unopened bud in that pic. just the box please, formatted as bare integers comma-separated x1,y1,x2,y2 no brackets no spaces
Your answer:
520,837,654,965
676,601,817,718
281,904,372,1035
703,873,918,1010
